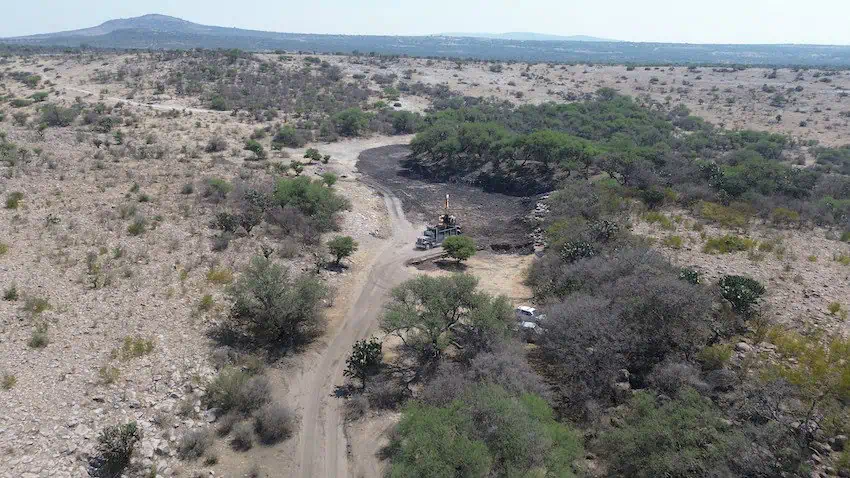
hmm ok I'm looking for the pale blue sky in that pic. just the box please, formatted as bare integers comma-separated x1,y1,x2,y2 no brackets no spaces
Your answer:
3,0,849,45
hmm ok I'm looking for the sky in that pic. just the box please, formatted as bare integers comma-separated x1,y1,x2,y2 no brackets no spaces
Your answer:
3,0,850,45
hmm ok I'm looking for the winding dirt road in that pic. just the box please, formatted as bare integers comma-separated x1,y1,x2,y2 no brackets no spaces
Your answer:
296,164,426,478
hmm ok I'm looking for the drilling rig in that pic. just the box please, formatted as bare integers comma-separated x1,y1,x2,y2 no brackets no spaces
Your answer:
415,194,463,250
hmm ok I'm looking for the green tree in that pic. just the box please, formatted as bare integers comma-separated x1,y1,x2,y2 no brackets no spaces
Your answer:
602,389,746,478
344,338,383,389
719,275,765,317
273,176,351,232
332,108,371,137
321,172,338,187
327,235,358,265
389,385,583,478
380,274,512,379
304,147,322,162
442,236,476,263
228,256,328,348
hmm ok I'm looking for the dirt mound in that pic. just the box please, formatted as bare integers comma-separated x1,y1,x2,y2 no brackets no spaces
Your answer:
357,144,536,253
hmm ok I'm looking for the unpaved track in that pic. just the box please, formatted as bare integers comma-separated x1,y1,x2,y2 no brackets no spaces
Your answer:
63,86,218,114
297,158,426,478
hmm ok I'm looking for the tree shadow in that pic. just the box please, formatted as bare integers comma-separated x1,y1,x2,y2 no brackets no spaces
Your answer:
434,259,468,272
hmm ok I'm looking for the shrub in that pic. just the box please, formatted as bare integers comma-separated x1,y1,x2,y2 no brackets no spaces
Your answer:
663,235,683,249
327,235,358,265
0,242,7,256
679,267,701,284
321,172,338,187
643,211,674,230
10,98,33,108
114,336,155,361
698,201,750,229
98,365,120,384
828,302,842,315
205,136,228,153
90,422,142,478
770,207,800,227
39,104,79,127
180,183,194,195
28,324,49,348
253,404,296,445
204,178,232,203
303,148,322,162
206,266,234,285
332,108,370,137
212,211,239,233
228,255,328,348
1,372,16,390
2,284,17,301
719,275,765,317
231,422,254,451
697,344,733,371
441,235,476,263
177,429,214,461
601,389,746,478
23,296,51,314
206,367,271,414
389,384,583,478
344,338,383,388
127,216,147,236
5,191,23,209
273,176,351,233
272,126,306,148
702,234,756,254
244,139,266,160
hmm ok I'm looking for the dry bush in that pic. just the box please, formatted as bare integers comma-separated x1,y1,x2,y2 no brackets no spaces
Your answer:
253,404,296,445
177,428,214,461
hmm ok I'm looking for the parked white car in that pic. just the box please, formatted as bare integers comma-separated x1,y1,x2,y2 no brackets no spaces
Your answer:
515,306,545,342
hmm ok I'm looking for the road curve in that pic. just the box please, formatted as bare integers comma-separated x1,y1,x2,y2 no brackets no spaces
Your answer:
297,171,425,478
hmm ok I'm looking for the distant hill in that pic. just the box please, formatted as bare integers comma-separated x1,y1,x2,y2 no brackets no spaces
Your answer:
439,32,617,42
5,14,850,67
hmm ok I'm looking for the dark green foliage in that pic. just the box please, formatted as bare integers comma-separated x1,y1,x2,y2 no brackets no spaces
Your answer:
719,275,765,317
244,139,266,160
91,422,142,478
640,187,665,209
303,147,322,162
327,235,358,265
332,107,370,137
228,255,328,348
29,91,48,102
272,125,306,148
344,338,383,388
212,211,239,233
441,235,476,262
389,384,583,478
39,103,79,127
381,274,514,380
560,240,597,263
390,110,421,134
679,267,702,284
601,389,747,478
272,176,351,233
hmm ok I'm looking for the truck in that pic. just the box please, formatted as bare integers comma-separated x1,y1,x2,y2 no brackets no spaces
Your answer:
415,194,463,250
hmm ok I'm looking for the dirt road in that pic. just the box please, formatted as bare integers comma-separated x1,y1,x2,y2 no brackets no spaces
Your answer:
63,86,218,114
296,153,427,478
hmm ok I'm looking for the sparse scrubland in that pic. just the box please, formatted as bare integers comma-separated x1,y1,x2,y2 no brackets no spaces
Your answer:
2,45,850,478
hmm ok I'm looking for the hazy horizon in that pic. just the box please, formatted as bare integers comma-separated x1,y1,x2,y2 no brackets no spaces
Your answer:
3,0,850,46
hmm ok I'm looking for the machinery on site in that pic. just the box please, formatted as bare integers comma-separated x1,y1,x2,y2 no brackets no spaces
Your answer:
415,194,463,250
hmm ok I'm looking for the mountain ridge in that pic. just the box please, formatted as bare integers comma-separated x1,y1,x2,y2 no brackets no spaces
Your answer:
5,14,850,67
438,32,617,42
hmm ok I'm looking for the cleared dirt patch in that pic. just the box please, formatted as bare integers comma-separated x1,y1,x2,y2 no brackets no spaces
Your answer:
357,144,537,253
